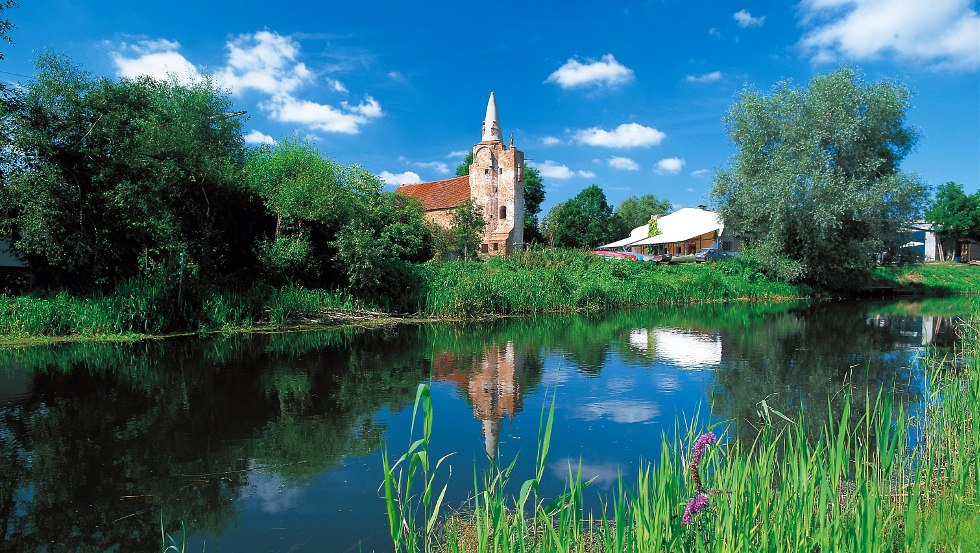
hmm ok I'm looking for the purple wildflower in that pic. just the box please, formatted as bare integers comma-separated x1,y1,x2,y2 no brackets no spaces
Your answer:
681,492,710,525
688,431,717,491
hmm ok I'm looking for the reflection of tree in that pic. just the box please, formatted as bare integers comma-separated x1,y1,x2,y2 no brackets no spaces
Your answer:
0,327,429,550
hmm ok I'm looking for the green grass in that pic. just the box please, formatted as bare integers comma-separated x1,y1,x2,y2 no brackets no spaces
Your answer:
383,314,980,552
871,261,980,294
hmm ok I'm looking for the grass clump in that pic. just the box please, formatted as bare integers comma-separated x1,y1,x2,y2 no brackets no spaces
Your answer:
383,315,979,552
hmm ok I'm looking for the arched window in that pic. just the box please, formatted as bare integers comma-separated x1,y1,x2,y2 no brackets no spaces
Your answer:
499,205,507,220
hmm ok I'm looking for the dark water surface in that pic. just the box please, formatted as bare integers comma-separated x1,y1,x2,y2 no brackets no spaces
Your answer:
0,298,970,552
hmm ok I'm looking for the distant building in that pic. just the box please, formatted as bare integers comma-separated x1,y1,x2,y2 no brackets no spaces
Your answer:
396,93,525,256
600,206,738,255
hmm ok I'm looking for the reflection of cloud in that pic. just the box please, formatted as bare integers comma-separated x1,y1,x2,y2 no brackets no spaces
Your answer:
247,466,301,513
606,377,636,393
629,328,651,352
549,458,621,487
573,400,659,423
653,329,721,369
654,372,681,392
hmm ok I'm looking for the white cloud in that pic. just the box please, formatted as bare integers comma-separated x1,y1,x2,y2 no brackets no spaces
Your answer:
330,79,347,93
342,96,383,118
799,0,980,70
607,156,640,171
574,123,666,148
685,71,723,83
110,39,202,84
530,160,594,180
655,157,685,174
378,171,421,186
215,31,313,97
691,169,711,177
545,54,634,88
410,160,450,174
243,130,277,145
541,136,562,146
733,9,766,27
262,95,380,134
686,187,696,193
708,27,722,37
446,150,469,159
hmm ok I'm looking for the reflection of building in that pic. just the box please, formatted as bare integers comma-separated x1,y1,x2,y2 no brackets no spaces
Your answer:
432,342,525,457
628,328,722,369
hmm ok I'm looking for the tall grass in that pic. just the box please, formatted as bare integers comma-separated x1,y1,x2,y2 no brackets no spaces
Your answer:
383,317,979,552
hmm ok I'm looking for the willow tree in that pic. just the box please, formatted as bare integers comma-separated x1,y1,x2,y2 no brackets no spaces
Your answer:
711,67,927,287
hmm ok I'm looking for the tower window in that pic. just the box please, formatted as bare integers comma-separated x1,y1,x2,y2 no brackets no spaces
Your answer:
500,206,507,219
499,168,503,174
485,168,490,175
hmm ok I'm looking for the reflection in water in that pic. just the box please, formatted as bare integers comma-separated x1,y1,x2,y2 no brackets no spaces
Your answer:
0,297,968,552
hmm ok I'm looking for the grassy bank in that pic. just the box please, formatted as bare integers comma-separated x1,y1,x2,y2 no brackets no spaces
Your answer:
871,261,980,295
383,315,979,552
0,251,806,344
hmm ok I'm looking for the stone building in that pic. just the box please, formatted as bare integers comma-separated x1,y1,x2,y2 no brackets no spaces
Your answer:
396,92,525,255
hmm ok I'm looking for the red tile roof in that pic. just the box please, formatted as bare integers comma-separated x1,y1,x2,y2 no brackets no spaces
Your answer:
396,175,471,211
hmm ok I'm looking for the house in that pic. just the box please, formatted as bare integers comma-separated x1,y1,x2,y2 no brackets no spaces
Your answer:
396,93,525,256
600,206,739,256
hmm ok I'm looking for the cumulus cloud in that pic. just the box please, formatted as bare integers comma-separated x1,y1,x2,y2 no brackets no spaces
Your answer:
685,71,723,83
110,39,202,84
541,136,562,146
574,123,666,148
799,0,980,70
733,9,766,27
378,171,421,186
607,156,640,171
262,95,381,134
530,160,593,180
215,31,313,97
545,54,634,88
655,157,685,174
243,130,277,145
410,160,450,174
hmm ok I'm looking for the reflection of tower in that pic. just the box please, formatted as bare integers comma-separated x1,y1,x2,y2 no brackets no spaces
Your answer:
431,342,525,458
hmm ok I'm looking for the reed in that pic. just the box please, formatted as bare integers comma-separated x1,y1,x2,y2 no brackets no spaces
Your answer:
383,315,979,552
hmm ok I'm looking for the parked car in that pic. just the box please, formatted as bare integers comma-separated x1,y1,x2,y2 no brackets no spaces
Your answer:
695,248,725,263
587,250,637,261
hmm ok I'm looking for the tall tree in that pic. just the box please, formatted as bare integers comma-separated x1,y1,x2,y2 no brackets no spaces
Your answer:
925,181,980,260
613,194,672,235
522,165,545,243
0,0,16,61
710,67,927,286
542,185,614,248
0,53,256,290
454,152,473,177
450,198,485,259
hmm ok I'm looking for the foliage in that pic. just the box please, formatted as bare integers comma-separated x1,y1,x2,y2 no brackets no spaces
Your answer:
0,0,15,59
0,53,260,290
710,67,927,288
542,185,615,248
613,194,672,236
925,181,980,259
523,165,546,243
455,151,474,177
450,198,485,259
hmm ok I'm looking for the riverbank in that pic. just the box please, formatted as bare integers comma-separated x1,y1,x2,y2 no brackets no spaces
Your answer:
1,252,974,347
384,312,980,552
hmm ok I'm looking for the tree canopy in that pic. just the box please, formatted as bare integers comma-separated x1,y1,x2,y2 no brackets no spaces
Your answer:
542,184,615,248
710,67,927,286
612,194,672,236
926,182,979,238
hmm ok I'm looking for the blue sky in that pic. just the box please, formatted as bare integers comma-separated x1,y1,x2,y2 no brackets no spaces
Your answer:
4,0,978,215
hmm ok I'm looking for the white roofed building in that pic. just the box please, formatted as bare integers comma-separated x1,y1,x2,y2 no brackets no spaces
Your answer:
599,206,739,256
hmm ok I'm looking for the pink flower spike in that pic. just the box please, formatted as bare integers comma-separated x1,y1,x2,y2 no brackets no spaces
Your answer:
681,492,710,525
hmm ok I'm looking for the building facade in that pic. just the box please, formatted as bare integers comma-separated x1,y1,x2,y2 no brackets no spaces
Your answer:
396,93,525,255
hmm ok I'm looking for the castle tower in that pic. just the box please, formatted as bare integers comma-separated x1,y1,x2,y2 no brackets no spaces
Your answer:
469,92,525,255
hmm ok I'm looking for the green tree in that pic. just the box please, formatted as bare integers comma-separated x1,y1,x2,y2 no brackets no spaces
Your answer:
454,152,473,177
450,198,485,259
925,181,980,260
542,184,615,248
612,194,672,236
0,0,16,60
0,53,257,290
710,67,927,286
523,165,546,243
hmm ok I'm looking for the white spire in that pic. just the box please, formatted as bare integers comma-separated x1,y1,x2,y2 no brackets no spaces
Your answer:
482,91,502,142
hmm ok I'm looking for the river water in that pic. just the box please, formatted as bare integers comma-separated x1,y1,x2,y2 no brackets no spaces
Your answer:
0,298,970,552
